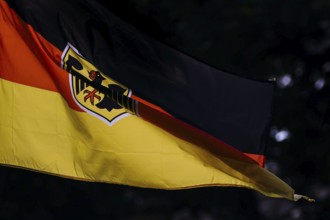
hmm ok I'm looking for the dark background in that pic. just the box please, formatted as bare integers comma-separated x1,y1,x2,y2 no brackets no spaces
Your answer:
1,0,329,219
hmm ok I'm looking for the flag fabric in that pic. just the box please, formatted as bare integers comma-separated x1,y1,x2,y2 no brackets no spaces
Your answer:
0,0,307,201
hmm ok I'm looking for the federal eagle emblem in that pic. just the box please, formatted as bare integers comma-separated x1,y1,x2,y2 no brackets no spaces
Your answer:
61,43,135,126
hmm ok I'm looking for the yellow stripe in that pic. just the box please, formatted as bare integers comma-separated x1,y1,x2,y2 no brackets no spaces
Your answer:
0,78,294,199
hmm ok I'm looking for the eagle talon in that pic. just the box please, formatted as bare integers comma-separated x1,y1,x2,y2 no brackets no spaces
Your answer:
83,89,101,105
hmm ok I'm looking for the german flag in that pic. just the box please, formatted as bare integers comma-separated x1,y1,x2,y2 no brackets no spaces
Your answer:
0,0,311,201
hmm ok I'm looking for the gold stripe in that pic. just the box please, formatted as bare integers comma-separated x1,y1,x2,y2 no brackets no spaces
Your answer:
0,78,294,199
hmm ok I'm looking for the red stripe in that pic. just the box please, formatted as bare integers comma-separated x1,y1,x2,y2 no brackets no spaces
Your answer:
244,154,266,167
134,94,266,167
0,1,81,111
137,102,262,165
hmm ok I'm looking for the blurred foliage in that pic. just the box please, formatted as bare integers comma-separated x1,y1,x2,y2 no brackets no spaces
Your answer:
1,0,330,219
